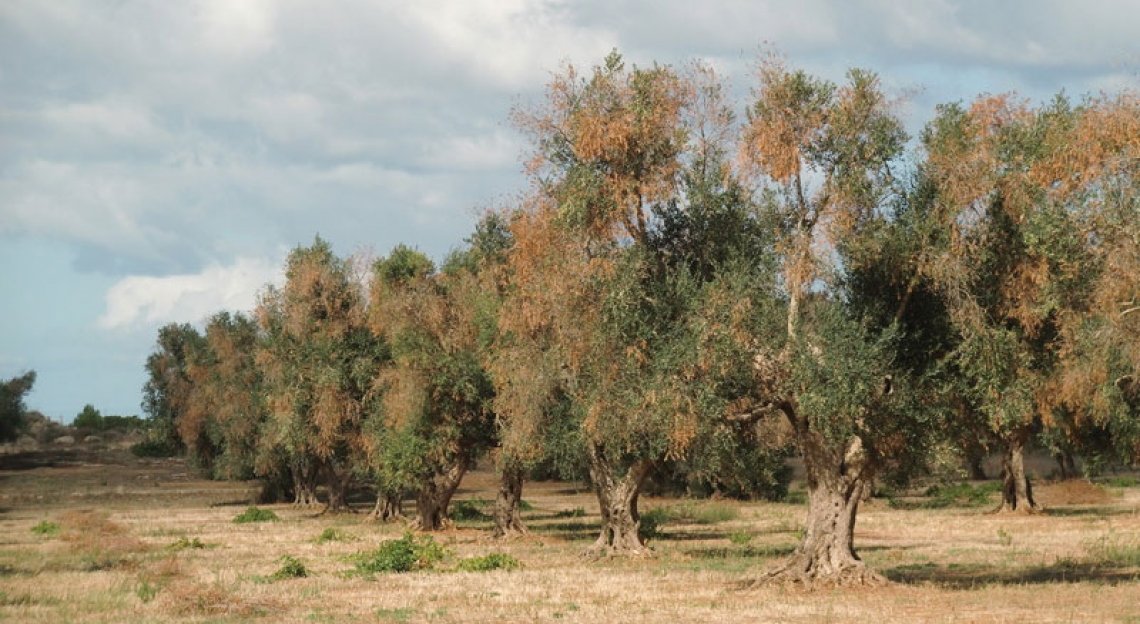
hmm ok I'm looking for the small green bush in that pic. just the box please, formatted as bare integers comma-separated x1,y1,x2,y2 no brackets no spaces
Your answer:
31,520,60,536
233,506,280,524
350,532,449,575
315,527,357,544
518,499,535,511
270,555,309,580
455,552,520,572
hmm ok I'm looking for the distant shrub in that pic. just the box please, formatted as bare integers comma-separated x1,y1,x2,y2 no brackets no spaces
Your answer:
31,520,60,536
270,555,309,580
456,552,520,572
130,438,181,458
350,532,448,574
450,499,490,521
233,507,279,524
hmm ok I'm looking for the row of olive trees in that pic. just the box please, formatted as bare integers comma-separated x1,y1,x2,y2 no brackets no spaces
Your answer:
142,51,1140,586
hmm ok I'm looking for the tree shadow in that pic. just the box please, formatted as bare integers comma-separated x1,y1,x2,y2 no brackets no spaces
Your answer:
684,544,797,560
884,560,1140,588
1041,506,1132,518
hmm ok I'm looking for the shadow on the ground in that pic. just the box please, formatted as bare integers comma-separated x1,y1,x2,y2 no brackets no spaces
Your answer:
884,560,1140,587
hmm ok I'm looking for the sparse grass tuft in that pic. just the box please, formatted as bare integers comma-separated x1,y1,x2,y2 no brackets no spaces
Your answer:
314,527,357,544
376,607,418,622
728,529,753,545
455,552,521,572
233,506,280,524
1086,531,1140,567
553,507,586,518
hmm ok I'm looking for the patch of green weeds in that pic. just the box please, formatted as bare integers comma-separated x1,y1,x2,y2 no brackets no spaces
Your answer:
167,536,207,550
376,607,418,622
922,481,1001,508
314,527,357,544
31,520,60,536
553,507,586,518
519,499,535,511
348,532,449,575
270,555,309,581
728,530,753,545
233,506,280,524
1100,476,1140,488
1086,531,1140,567
136,580,159,603
455,552,520,572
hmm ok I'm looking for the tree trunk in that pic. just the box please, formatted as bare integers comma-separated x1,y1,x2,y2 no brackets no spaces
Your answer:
415,457,469,531
760,432,885,587
322,462,355,514
368,491,404,523
998,429,1038,513
586,445,654,556
292,461,321,507
493,465,528,538
1054,449,1079,480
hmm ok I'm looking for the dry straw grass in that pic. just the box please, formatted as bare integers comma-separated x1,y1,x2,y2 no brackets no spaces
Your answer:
2,455,1140,622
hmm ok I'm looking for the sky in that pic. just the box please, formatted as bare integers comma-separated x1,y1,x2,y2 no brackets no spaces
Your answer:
2,1,1138,422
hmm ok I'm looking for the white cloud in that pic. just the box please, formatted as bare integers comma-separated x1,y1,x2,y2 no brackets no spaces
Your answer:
98,255,283,331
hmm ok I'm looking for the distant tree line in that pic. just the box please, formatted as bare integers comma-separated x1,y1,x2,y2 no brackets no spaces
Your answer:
139,51,1140,586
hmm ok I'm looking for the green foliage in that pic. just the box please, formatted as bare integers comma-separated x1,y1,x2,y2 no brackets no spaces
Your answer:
638,508,668,542
921,482,1001,509
167,536,207,550
31,520,59,536
450,499,490,522
233,506,280,524
455,552,520,572
270,555,309,580
727,530,753,545
314,527,357,544
136,581,158,603
0,370,35,442
349,532,449,575
129,436,182,458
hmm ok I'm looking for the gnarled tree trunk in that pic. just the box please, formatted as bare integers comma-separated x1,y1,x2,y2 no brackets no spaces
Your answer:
368,491,404,522
292,461,321,507
415,457,470,531
998,428,1038,513
761,431,885,587
323,462,355,513
586,445,654,555
493,465,528,538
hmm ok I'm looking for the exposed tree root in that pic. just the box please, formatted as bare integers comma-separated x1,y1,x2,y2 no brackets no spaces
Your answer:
748,555,888,590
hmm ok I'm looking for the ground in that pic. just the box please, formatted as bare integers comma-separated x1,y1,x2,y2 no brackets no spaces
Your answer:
2,443,1140,623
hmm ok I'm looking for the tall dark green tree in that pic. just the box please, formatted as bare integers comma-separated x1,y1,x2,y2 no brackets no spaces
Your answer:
0,370,36,442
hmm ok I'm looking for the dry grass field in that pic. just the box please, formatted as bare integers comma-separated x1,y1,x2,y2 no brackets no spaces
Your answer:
2,445,1140,623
